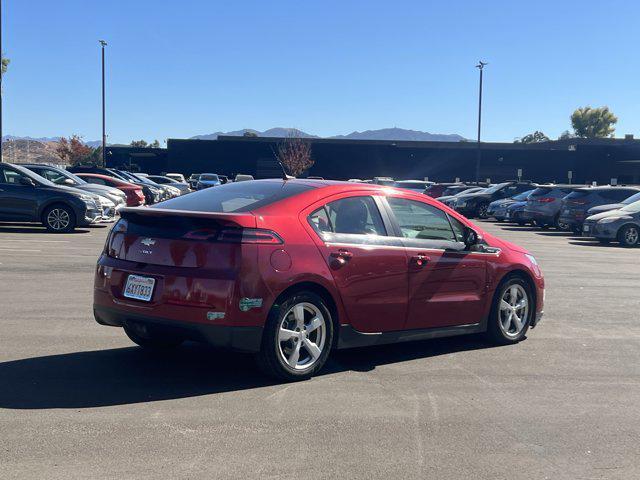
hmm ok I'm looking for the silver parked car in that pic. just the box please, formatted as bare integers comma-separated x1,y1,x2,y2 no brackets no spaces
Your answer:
582,200,640,247
146,175,191,195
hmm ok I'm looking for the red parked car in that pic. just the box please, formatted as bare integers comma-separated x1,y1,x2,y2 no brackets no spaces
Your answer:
94,180,545,380
76,173,146,207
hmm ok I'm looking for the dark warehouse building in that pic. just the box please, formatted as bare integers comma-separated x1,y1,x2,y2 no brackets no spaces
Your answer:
106,135,640,185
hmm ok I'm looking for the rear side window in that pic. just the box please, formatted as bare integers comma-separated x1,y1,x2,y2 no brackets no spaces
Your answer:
158,181,315,213
309,196,386,236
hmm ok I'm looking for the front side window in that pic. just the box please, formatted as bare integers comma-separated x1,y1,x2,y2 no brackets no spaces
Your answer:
308,196,386,236
387,197,457,242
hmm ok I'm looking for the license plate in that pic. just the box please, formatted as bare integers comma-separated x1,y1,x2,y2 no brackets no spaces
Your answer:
123,275,156,301
506,212,510,218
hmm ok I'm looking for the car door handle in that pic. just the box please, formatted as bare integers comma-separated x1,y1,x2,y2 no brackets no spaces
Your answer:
410,254,430,267
330,249,353,260
329,249,353,269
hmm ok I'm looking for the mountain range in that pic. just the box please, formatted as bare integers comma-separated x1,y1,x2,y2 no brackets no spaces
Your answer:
3,127,467,147
190,127,467,142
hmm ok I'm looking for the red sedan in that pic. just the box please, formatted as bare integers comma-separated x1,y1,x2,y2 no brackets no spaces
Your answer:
76,173,146,207
94,179,545,380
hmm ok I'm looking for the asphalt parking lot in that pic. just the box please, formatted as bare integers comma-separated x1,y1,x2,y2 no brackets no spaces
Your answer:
1,220,639,480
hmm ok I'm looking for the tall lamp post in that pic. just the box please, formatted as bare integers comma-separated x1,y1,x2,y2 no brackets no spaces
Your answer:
475,61,487,183
99,40,107,166
1,0,4,163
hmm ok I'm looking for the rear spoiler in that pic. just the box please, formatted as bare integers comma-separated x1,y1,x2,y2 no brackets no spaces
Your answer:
119,207,257,228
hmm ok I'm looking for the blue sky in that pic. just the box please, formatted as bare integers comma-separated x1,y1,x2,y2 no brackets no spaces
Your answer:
4,0,640,144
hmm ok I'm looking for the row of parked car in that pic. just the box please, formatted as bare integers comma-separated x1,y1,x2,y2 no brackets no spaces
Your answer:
0,163,193,233
419,180,640,247
187,173,255,190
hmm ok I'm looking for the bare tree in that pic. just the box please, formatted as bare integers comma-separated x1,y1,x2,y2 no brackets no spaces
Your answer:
276,133,314,177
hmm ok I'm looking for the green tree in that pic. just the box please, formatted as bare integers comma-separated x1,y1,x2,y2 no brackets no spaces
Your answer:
130,139,148,148
515,131,549,144
571,106,618,138
243,131,258,137
1,56,9,75
149,139,160,148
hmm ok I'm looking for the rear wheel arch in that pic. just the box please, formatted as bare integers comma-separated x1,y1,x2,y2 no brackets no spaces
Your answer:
269,281,340,346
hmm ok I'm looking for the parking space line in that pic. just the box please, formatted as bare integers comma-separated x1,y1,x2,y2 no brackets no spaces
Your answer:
0,248,42,252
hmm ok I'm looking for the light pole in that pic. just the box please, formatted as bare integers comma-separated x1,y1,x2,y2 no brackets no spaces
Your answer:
475,61,487,183
1,0,4,163
99,40,107,166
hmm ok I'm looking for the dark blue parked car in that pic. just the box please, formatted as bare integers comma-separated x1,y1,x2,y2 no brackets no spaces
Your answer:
196,173,222,190
487,189,534,221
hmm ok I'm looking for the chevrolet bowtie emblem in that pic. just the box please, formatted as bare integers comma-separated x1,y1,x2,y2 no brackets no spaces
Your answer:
141,238,156,246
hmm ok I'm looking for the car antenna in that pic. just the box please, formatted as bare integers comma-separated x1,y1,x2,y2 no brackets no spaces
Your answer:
270,145,289,181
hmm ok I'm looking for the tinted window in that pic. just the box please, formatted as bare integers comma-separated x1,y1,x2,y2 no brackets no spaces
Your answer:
0,167,24,184
200,174,219,181
308,207,332,234
388,197,456,241
565,190,589,199
82,176,106,185
602,189,638,202
622,192,640,204
158,180,315,213
325,196,386,235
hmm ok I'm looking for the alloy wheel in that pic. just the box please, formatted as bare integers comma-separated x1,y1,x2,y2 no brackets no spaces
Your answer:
47,208,70,231
499,284,529,338
624,226,639,246
278,302,327,370
478,204,489,218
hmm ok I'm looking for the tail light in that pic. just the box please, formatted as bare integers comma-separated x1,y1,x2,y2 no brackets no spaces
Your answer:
217,228,283,244
103,218,128,255
536,197,555,203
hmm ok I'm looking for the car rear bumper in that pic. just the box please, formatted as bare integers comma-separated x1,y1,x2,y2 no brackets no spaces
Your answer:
94,306,263,352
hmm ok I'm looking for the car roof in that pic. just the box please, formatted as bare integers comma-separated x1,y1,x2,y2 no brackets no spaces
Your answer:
574,185,640,192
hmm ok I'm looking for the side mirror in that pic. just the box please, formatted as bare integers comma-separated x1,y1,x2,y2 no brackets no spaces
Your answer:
63,178,76,186
19,177,36,187
463,227,483,248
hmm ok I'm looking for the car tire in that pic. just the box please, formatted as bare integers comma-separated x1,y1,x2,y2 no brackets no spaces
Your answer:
123,323,184,350
477,203,489,219
554,216,570,231
42,204,77,233
257,291,334,381
486,276,534,345
617,224,640,248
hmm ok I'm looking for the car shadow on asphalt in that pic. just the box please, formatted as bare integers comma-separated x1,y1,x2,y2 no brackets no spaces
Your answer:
0,335,500,409
567,239,615,247
0,223,92,234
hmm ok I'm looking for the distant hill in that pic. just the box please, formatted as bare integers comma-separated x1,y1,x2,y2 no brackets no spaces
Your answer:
1,139,65,164
331,127,466,142
191,127,467,142
191,128,317,140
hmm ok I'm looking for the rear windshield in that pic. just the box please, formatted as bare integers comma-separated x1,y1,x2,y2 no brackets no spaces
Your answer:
154,180,315,213
484,182,510,194
200,174,219,181
565,190,590,199
530,187,553,196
